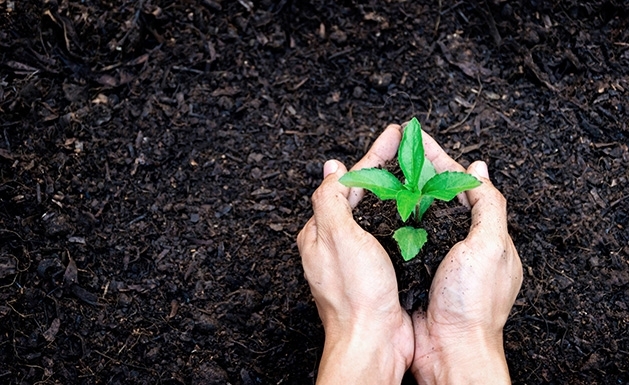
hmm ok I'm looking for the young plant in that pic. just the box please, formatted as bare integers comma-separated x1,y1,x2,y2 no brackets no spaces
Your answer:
339,117,481,261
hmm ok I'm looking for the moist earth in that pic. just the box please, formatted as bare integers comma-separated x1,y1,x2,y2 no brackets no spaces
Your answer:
1,1,628,384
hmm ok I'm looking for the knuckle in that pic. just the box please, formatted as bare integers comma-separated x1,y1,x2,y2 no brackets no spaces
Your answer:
463,236,505,259
495,191,507,207
367,150,385,164
296,228,305,245
311,185,325,203
311,190,328,211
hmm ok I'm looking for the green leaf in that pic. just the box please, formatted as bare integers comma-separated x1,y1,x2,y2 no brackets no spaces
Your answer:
416,195,435,221
393,227,428,261
417,158,436,191
339,168,404,200
395,189,422,222
398,117,424,191
422,172,481,201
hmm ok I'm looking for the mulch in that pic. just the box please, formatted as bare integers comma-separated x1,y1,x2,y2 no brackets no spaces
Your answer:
1,0,628,383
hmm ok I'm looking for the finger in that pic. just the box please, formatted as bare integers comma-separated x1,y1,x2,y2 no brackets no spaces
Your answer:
465,161,509,241
348,124,402,207
297,216,319,283
350,124,402,171
297,217,317,254
421,130,466,174
323,158,341,178
298,159,342,254
312,160,356,235
421,130,471,206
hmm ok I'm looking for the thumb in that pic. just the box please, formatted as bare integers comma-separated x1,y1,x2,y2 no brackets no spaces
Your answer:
465,160,498,209
455,160,488,209
464,160,509,239
468,160,490,180
312,160,353,233
323,159,341,178
297,160,348,255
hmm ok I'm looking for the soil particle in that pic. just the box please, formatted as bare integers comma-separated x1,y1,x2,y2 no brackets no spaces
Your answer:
1,0,628,384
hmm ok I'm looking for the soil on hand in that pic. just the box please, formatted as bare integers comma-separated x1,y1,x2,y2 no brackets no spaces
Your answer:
1,1,627,384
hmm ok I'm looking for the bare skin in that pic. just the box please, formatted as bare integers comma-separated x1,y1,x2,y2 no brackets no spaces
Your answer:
297,125,414,384
297,124,523,385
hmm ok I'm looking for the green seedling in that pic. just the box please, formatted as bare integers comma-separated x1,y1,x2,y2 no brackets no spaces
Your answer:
339,117,481,261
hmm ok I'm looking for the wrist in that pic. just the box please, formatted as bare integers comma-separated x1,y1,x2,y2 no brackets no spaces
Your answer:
317,331,406,385
317,318,412,385
413,331,510,385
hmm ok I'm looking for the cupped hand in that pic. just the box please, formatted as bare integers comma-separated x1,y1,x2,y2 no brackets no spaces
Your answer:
411,132,523,385
297,125,414,385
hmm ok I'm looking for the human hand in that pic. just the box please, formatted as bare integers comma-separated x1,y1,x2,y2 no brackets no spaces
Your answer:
410,132,523,384
297,125,414,385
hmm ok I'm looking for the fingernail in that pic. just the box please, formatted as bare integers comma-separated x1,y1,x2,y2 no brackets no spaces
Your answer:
475,161,489,179
323,160,338,177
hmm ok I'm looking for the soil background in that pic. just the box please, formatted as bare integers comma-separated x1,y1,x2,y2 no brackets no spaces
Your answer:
1,0,628,384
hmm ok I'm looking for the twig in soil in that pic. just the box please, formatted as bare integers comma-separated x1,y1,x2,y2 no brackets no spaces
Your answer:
522,50,559,92
481,0,501,46
231,234,247,255
601,194,629,217
116,0,144,50
434,0,442,35
231,339,279,355
224,152,244,163
425,98,432,123
0,228,25,241
237,0,253,12
5,301,30,318
289,76,309,91
439,2,465,16
442,76,483,133
93,350,154,372
104,161,111,182
3,127,10,151
171,66,204,75
128,214,146,225
543,261,575,284
328,48,354,60
0,271,19,291
283,130,317,136
274,103,286,128
394,90,416,117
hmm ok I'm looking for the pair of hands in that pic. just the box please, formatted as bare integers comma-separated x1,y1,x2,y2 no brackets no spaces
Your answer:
297,124,523,385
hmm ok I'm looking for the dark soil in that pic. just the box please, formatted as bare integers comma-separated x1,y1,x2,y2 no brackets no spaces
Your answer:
354,160,473,312
1,0,628,384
